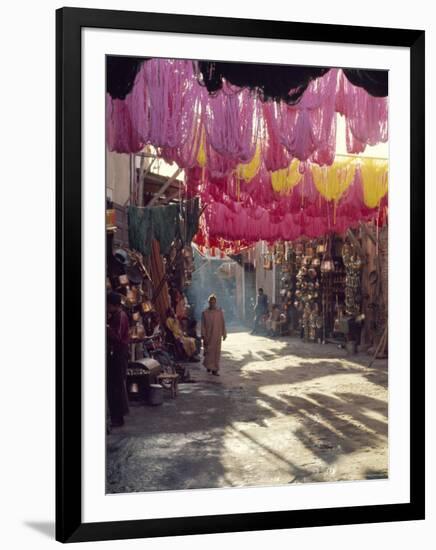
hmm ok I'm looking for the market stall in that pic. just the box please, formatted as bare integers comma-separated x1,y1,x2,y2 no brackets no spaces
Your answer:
105,56,389,424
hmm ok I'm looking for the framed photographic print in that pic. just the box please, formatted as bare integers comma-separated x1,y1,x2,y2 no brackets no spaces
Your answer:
56,7,425,543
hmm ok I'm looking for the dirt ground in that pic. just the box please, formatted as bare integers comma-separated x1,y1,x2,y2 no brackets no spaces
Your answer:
106,328,388,493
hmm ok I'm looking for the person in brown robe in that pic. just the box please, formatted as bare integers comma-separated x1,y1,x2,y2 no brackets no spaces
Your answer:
201,294,227,376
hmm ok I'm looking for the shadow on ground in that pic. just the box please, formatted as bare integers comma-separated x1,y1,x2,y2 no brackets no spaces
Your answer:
107,333,388,493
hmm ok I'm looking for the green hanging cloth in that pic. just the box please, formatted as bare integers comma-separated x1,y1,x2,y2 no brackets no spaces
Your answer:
184,197,200,244
151,203,179,255
128,199,199,257
128,206,152,257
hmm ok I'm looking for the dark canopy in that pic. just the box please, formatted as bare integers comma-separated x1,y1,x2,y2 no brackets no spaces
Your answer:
106,56,388,101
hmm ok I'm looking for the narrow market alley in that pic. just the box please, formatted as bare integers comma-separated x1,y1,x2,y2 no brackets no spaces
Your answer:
107,329,388,493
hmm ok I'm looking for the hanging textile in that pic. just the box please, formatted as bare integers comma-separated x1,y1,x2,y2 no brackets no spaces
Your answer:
128,199,201,257
125,63,150,145
204,84,260,163
128,204,178,257
151,203,180,255
128,206,153,257
199,158,388,245
196,127,207,167
336,71,388,153
236,142,262,182
182,197,201,244
312,158,356,202
262,100,292,172
106,95,143,154
203,200,381,244
336,170,371,219
360,159,389,208
187,154,388,242
270,160,302,194
109,56,390,243
265,68,339,164
145,59,195,149
107,60,388,164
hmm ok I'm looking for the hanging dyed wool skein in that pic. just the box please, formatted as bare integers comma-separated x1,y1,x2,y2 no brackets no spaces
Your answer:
270,160,303,194
360,159,389,208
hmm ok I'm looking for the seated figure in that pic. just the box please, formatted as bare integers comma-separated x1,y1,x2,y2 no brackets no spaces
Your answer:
185,306,202,355
165,308,199,361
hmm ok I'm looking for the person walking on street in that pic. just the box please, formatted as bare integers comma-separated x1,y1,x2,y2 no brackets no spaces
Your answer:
252,288,269,334
201,294,227,376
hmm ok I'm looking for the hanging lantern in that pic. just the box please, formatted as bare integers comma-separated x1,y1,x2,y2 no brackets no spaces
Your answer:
321,259,335,273
316,243,326,254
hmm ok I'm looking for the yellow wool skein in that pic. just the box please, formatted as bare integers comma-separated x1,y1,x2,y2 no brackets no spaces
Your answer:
270,160,302,194
312,158,356,202
236,143,262,182
196,126,207,168
360,159,389,208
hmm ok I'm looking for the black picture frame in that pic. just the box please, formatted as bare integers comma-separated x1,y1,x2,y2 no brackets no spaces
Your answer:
56,7,425,543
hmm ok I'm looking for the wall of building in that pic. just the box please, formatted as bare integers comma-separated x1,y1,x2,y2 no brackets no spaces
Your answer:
234,262,245,321
106,150,131,205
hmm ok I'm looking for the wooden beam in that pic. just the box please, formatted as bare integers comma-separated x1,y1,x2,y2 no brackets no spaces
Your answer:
163,188,181,203
147,167,183,207
143,180,181,194
138,155,145,207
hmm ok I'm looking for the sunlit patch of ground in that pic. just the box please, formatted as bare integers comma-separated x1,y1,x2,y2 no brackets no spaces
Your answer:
107,329,388,493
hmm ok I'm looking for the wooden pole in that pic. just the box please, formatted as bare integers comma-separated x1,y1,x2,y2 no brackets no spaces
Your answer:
138,155,145,207
148,167,183,207
368,324,388,367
